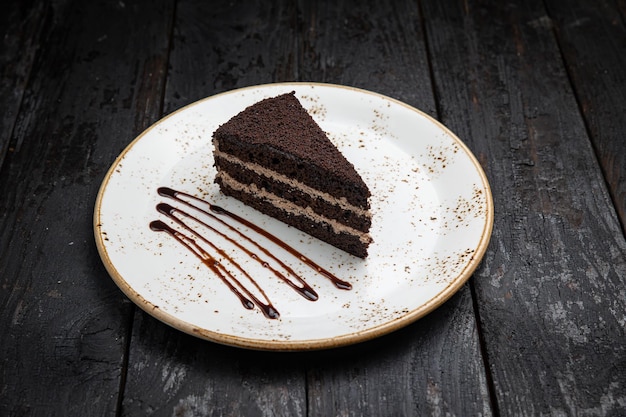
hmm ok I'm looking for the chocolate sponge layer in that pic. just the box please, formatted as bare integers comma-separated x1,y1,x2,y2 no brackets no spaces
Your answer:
213,155,371,233
216,177,369,258
212,92,372,258
213,92,370,209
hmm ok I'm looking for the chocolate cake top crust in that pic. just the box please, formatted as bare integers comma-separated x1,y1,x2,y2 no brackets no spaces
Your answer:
213,92,370,207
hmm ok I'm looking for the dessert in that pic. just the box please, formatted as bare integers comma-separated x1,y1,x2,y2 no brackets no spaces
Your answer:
212,91,372,258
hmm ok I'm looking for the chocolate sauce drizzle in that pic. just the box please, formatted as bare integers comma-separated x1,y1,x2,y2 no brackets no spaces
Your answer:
150,220,278,319
150,187,352,319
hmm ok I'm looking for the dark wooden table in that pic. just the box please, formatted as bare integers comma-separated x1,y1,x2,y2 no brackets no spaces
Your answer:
2,0,625,415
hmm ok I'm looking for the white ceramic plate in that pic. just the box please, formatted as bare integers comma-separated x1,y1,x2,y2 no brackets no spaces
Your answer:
94,82,493,351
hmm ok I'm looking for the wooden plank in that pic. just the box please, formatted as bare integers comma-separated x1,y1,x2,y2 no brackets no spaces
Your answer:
308,290,492,416
546,0,626,235
0,0,174,414
162,0,298,114
120,1,309,415
421,0,626,414
297,1,492,416
122,313,307,415
296,0,436,114
0,0,47,171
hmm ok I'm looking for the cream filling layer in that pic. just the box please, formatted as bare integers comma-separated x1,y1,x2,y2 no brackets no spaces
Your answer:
214,149,371,220
217,171,373,245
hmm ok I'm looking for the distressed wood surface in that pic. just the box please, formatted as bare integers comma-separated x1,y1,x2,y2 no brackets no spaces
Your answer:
546,0,626,235
421,0,626,415
0,0,174,415
0,0,46,171
1,0,625,416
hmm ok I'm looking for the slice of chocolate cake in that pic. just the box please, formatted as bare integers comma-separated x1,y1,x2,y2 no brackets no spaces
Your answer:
212,91,373,258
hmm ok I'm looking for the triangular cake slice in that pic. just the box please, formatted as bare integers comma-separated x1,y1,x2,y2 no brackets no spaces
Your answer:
212,91,372,258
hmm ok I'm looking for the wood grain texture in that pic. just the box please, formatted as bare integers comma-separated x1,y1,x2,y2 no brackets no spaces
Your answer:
0,0,174,414
421,0,626,415
0,0,47,171
546,0,626,235
297,0,436,114
163,0,298,114
122,313,306,416
307,289,492,417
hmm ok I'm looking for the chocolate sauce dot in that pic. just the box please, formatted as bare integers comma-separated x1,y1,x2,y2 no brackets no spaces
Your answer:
210,205,226,215
302,288,319,301
265,306,280,319
157,187,177,198
156,203,176,215
150,220,168,232
334,281,352,290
